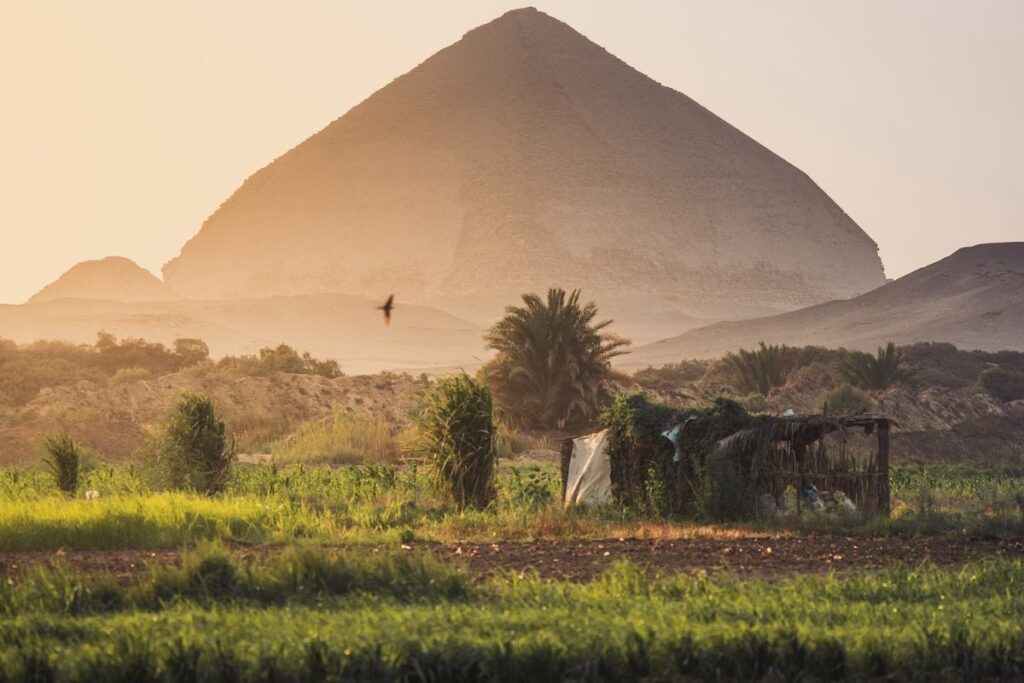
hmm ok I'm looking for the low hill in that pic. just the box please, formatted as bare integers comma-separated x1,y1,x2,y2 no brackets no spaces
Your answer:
29,256,179,303
0,294,485,375
624,243,1024,369
0,370,428,464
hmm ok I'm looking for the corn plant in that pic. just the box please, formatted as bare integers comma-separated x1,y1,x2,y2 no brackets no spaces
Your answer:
42,433,80,495
415,374,497,510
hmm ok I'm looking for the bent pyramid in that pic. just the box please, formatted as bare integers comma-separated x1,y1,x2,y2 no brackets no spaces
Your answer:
163,7,885,340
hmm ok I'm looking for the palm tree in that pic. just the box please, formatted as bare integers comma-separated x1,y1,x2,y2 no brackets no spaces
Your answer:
483,288,630,429
835,342,909,390
723,341,794,396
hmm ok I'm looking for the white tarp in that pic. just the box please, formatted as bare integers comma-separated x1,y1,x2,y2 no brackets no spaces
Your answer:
564,429,612,507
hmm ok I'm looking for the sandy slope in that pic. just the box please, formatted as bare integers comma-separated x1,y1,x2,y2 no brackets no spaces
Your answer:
623,243,1024,369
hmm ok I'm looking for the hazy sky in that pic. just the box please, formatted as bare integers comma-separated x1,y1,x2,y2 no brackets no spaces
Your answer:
1,1,1021,304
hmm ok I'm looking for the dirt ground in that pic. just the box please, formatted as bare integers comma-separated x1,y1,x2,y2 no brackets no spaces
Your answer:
2,535,1022,583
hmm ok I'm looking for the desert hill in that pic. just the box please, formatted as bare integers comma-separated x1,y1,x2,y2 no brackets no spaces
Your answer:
29,256,178,303
0,294,484,375
162,7,885,342
624,243,1024,369
0,370,428,464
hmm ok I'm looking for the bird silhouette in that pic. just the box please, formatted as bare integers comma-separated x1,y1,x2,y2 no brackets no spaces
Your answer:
377,294,395,325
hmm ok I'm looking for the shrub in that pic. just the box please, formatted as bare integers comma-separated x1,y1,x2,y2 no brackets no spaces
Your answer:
835,342,909,390
108,367,152,386
633,360,710,391
483,288,630,429
215,344,342,379
416,374,497,510
979,367,1024,402
41,433,80,495
738,393,769,414
151,393,235,495
824,384,872,416
722,341,795,396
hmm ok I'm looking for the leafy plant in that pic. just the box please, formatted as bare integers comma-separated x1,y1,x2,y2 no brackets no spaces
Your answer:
415,374,497,510
835,342,909,390
483,288,630,429
42,433,80,495
722,341,795,396
151,393,235,495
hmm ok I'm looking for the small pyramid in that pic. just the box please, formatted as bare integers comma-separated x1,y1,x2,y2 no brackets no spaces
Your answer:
30,256,180,303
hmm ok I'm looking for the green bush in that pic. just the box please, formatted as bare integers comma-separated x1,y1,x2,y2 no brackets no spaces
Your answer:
150,393,235,495
979,367,1024,402
824,383,872,415
41,433,80,495
416,374,497,510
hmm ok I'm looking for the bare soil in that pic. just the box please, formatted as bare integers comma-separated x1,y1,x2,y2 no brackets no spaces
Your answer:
2,535,1022,583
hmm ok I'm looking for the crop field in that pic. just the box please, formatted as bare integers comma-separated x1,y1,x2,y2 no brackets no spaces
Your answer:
1,461,1023,681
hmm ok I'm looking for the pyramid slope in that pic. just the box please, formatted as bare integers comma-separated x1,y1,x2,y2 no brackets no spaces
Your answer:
623,243,1024,368
30,256,179,304
163,7,885,339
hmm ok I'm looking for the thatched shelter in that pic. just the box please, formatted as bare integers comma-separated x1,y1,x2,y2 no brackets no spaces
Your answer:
561,394,894,520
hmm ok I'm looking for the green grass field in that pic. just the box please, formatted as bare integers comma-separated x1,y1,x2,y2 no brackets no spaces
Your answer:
0,463,1022,552
1,461,1022,680
0,546,1021,681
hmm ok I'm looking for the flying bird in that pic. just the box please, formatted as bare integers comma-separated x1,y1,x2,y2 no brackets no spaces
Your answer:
378,294,395,326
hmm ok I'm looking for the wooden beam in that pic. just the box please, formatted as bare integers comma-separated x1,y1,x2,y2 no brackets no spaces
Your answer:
877,421,891,515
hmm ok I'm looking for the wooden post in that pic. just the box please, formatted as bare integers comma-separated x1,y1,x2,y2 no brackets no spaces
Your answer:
560,438,574,503
877,421,890,515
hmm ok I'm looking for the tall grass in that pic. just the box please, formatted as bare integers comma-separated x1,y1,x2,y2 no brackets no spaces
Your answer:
0,493,334,550
0,559,1021,681
41,432,80,495
416,374,497,510
270,411,398,465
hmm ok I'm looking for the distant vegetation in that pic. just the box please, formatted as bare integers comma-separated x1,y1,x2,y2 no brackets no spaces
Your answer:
484,288,630,429
632,360,710,392
635,341,1024,405
0,334,341,409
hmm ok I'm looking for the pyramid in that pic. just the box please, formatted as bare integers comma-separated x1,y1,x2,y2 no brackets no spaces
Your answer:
163,7,886,340
30,256,179,303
